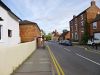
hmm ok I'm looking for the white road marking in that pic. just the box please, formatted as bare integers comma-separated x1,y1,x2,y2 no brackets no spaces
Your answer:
75,46,100,54
76,53,100,66
64,48,71,52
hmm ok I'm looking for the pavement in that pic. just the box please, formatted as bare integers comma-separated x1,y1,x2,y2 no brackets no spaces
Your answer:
12,47,54,75
82,45,100,52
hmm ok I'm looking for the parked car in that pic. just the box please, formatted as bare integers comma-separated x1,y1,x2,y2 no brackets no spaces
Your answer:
59,40,64,44
59,40,72,46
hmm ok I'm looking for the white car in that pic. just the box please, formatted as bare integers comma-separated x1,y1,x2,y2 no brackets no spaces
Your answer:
87,38,100,45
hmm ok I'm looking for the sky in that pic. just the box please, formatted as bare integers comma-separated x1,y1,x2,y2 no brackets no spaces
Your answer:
2,0,100,34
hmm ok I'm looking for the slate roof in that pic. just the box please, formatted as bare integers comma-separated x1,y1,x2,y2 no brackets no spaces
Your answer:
19,20,41,31
19,20,37,25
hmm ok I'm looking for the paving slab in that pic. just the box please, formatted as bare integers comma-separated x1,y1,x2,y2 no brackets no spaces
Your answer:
12,48,52,75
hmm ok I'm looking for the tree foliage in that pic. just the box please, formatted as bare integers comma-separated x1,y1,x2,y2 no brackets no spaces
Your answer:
45,33,52,41
81,21,89,44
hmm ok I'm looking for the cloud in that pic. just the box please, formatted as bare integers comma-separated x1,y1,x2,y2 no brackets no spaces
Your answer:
2,0,100,34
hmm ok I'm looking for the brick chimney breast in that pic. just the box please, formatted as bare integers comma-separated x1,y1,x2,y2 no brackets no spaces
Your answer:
73,15,76,18
91,0,96,6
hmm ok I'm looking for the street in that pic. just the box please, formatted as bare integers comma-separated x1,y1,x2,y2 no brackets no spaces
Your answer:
47,41,100,75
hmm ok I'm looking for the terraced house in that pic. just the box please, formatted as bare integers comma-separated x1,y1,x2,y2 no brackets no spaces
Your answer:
90,14,100,40
70,0,100,43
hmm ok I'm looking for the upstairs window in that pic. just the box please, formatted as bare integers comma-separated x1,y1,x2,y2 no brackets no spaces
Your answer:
71,26,73,32
81,14,84,20
8,29,12,37
75,25,77,31
81,21,84,26
75,18,77,24
93,22,97,29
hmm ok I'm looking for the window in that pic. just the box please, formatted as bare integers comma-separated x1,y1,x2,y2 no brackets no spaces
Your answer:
93,22,97,29
81,21,84,26
8,29,12,37
75,25,77,31
81,28,84,33
75,18,77,23
75,23,77,26
75,32,78,40
81,14,84,20
72,33,73,39
0,25,1,40
71,26,73,32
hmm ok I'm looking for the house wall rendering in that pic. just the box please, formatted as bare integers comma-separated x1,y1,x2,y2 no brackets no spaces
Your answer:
0,5,20,45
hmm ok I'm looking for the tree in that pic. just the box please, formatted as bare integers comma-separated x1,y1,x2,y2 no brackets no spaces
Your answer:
81,21,89,44
45,33,52,41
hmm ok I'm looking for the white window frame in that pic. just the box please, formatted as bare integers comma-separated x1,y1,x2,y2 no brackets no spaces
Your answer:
75,32,78,40
93,22,97,29
81,21,84,26
75,18,77,23
75,25,77,31
81,14,84,20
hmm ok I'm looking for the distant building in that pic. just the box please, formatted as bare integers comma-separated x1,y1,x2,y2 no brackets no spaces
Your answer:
70,0,100,43
0,0,21,45
19,20,41,43
59,31,71,40
64,31,71,40
51,30,60,41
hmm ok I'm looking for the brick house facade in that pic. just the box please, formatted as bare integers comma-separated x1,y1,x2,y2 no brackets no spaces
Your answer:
59,31,71,40
90,14,100,39
51,30,60,41
65,31,71,40
70,0,100,43
19,20,41,43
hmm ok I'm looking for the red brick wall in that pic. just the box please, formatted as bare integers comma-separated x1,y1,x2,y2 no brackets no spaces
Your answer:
20,24,41,43
87,6,100,23
70,5,100,42
90,20,100,36
65,32,71,40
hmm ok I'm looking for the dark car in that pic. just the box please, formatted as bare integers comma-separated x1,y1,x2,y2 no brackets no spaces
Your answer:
61,40,72,46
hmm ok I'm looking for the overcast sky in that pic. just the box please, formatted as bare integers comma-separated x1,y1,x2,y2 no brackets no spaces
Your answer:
2,0,100,34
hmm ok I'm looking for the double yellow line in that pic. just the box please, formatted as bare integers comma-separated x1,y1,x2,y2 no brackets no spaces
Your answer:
47,46,65,75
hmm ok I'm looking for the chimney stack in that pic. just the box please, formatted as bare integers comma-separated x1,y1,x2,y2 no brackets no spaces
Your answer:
73,15,76,18
91,0,96,6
